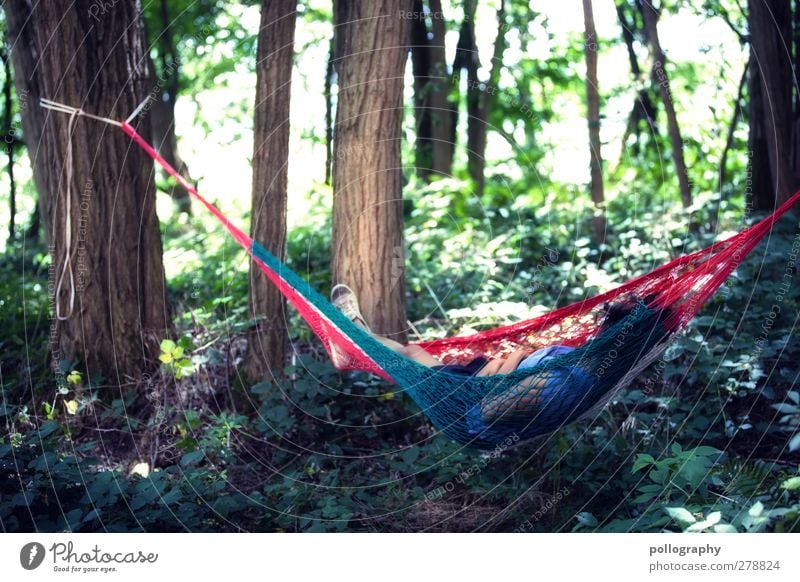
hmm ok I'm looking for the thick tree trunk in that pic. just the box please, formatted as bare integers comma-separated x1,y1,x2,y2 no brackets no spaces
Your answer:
4,0,170,382
642,1,692,208
748,0,796,208
4,1,51,240
245,0,297,381
582,0,606,242
332,0,410,341
748,60,779,211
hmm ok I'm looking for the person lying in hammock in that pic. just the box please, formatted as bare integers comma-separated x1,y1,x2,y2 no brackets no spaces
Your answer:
332,286,671,434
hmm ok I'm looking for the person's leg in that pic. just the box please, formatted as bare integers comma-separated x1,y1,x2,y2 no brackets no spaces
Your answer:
398,343,442,367
332,283,441,367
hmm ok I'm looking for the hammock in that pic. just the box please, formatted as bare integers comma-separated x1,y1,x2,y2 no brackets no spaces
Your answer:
41,99,800,449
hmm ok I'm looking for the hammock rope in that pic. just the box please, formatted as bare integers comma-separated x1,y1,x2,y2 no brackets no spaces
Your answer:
40,98,800,449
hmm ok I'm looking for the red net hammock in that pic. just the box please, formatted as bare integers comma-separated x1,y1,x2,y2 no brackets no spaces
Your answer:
40,98,800,446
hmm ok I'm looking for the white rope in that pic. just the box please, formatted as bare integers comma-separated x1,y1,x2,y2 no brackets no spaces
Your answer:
54,108,79,321
125,96,152,124
38,98,140,320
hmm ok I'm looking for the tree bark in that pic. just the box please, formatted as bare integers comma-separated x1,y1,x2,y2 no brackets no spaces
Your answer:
4,1,51,241
410,0,433,178
748,0,795,208
642,0,693,208
748,63,775,211
2,44,15,242
427,0,454,176
245,0,297,381
332,0,410,341
325,37,334,185
582,0,606,242
4,0,170,382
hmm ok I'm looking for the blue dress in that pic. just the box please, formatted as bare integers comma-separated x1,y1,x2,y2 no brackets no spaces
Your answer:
464,345,595,440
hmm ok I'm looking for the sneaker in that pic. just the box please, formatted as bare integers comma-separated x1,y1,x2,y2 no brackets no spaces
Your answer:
331,284,372,333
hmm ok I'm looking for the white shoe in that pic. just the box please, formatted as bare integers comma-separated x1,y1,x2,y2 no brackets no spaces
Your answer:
331,284,371,332
329,284,371,368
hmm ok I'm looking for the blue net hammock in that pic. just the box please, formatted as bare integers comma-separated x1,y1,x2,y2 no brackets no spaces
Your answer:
41,99,800,449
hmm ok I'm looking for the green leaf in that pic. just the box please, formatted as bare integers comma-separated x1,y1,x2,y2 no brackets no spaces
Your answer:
713,523,738,533
576,512,598,527
632,453,655,473
180,451,205,467
401,447,420,465
251,381,272,395
772,403,800,414
160,339,176,352
748,501,764,517
789,433,800,453
780,476,800,490
664,506,696,524
685,511,721,532
38,420,61,438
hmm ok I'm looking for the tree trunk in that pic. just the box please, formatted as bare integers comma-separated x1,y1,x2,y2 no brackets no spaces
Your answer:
147,0,192,214
427,0,454,176
332,0,410,341
4,0,170,382
244,0,297,381
4,1,51,241
642,0,692,208
410,0,433,179
582,0,606,242
450,0,478,170
615,0,659,158
466,0,505,198
325,37,334,185
2,45,15,242
748,0,796,208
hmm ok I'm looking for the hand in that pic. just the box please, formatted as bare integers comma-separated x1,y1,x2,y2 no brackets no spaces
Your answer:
476,347,533,377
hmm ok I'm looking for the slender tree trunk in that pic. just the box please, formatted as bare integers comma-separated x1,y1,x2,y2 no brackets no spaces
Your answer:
147,0,192,214
428,0,454,176
4,0,170,382
467,0,505,197
748,0,796,207
245,0,297,381
2,45,15,242
583,0,606,242
615,0,658,158
718,61,748,194
410,0,433,178
332,0,410,341
25,204,40,241
4,1,50,241
450,0,478,168
325,37,334,185
642,0,692,208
